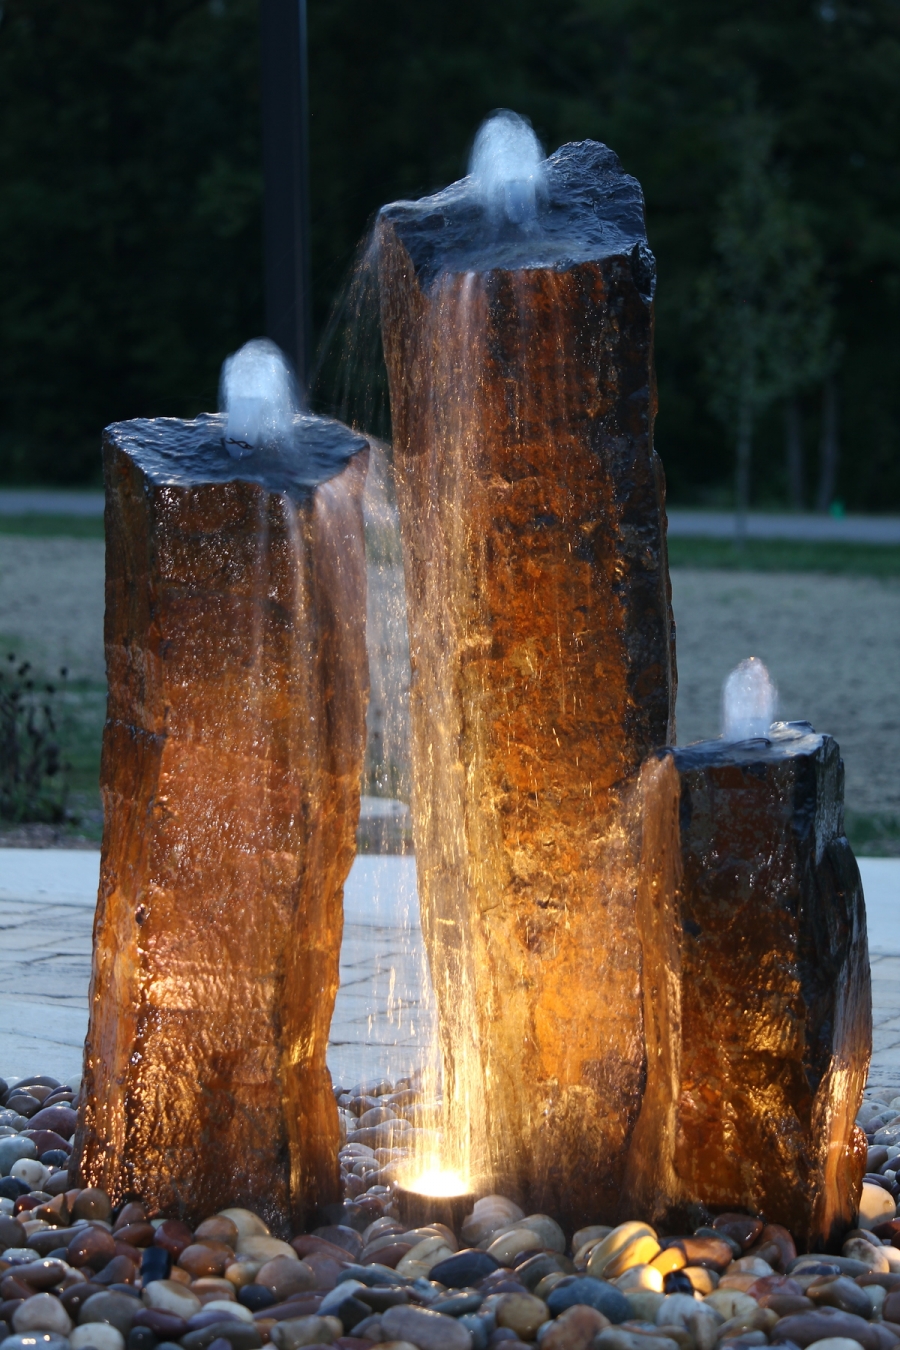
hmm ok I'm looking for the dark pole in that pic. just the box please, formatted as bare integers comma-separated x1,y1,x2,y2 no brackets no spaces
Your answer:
260,0,312,392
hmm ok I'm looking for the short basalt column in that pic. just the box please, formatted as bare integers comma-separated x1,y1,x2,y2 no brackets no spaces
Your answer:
627,723,871,1250
70,413,369,1232
378,142,676,1223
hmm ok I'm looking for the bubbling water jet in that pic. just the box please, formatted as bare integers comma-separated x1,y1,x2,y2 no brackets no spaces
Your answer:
468,109,546,227
220,337,299,457
723,656,777,741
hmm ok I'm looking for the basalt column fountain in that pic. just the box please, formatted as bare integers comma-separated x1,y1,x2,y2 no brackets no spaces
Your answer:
378,129,675,1222
71,396,369,1232
627,715,870,1249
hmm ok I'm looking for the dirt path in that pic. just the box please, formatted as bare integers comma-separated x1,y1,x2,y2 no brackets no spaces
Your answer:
2,537,896,824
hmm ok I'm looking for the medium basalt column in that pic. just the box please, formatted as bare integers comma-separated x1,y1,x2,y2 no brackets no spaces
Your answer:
70,413,369,1232
626,723,871,1250
378,142,676,1224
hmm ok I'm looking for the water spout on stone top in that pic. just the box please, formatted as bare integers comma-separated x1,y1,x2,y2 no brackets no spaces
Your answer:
219,337,299,458
722,656,777,741
468,109,546,227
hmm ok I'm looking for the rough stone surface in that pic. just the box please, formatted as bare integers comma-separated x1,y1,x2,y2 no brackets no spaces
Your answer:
626,725,871,1250
70,417,370,1233
378,140,675,1225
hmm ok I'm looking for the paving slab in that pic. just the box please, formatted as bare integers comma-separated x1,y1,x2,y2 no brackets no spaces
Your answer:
1,849,898,1092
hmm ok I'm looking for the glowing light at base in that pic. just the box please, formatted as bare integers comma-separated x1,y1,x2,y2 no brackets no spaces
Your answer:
401,1167,471,1197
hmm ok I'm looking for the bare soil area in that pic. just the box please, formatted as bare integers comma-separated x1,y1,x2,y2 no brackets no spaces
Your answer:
1,536,897,838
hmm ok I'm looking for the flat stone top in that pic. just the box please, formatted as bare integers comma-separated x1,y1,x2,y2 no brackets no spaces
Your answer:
378,140,652,289
105,412,367,501
670,721,829,771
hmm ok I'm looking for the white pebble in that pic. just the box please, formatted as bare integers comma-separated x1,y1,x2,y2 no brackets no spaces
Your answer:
71,1325,125,1350
10,1157,50,1189
857,1181,897,1229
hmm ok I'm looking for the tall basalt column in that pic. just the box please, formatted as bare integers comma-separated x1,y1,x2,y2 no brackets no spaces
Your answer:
378,142,676,1224
627,724,871,1250
71,414,369,1232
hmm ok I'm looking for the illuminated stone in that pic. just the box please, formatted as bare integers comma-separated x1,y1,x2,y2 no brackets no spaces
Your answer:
71,413,369,1233
627,723,871,1250
378,140,675,1226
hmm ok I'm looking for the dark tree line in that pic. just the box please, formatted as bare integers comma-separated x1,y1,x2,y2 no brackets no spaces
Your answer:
1,0,899,509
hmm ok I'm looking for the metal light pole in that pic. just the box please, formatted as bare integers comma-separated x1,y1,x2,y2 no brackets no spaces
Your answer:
260,0,312,392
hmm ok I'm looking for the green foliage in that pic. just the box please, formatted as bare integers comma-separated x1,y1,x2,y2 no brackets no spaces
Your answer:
1,0,900,508
0,654,69,822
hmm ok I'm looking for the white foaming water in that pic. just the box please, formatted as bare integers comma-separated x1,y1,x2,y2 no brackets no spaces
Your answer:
722,657,778,742
219,338,298,458
468,109,546,227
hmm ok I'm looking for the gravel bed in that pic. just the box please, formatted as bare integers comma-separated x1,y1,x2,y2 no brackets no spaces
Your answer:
2,1071,900,1350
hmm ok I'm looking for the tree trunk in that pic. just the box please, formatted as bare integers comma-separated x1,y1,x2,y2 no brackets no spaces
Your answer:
816,374,840,512
785,395,804,510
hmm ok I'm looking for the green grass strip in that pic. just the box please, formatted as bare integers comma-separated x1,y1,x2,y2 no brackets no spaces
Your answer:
668,535,900,577
0,513,104,539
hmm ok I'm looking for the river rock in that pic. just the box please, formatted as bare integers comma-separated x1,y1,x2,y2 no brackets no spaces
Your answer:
627,728,870,1250
0,1139,37,1175
68,1226,117,1271
70,1323,125,1350
79,1290,142,1335
181,1321,262,1350
268,1315,343,1350
153,1220,194,1259
13,1260,69,1293
540,1304,611,1350
255,1258,315,1300
69,416,369,1232
807,1277,872,1318
776,1308,886,1350
378,139,674,1228
547,1278,631,1322
596,1332,680,1350
381,1303,473,1349
12,1293,72,1336
0,1336,70,1350
494,1291,549,1338
72,1189,113,1223
142,1278,202,1319
26,1108,77,1141
859,1185,897,1230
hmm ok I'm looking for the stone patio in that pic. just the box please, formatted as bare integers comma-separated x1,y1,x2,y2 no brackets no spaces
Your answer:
0,848,898,1090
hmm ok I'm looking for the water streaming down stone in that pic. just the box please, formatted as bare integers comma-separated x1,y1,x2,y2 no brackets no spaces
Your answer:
377,139,676,1222
71,411,369,1232
627,722,871,1248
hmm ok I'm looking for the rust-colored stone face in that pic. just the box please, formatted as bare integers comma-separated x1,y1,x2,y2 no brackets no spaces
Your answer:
71,415,369,1233
378,142,676,1226
627,725,871,1250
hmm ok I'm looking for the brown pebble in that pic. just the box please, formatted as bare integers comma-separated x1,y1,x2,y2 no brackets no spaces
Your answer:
195,1216,240,1249
712,1214,764,1251
540,1304,610,1350
154,1219,196,1259
290,1236,354,1264
0,1277,33,1302
114,1202,149,1231
60,1282,105,1317
67,1225,117,1270
255,1257,316,1301
10,1260,69,1293
114,1222,155,1248
298,1252,346,1290
93,1254,138,1286
178,1242,232,1279
71,1188,113,1222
